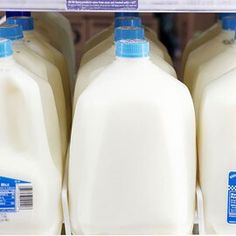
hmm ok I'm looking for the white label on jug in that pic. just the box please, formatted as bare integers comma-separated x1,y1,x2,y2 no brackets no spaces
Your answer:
0,176,33,214
67,0,138,10
227,172,236,223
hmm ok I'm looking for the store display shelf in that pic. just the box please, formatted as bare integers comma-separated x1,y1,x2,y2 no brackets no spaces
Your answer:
1,0,236,12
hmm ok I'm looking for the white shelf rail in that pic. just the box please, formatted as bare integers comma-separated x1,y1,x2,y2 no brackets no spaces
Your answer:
1,0,236,12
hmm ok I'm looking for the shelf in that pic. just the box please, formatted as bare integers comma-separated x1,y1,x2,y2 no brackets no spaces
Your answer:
1,0,236,12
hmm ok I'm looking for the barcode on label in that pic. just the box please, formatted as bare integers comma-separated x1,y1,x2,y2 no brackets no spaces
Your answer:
16,184,33,211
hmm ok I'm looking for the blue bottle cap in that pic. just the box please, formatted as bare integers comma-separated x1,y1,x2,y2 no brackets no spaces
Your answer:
115,17,142,28
0,38,13,58
115,12,139,18
6,11,31,18
116,39,149,58
222,16,236,30
114,26,145,42
0,24,23,41
7,16,34,31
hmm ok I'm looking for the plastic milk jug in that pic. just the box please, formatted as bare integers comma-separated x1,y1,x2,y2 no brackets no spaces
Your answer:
0,38,62,234
191,17,236,118
182,13,236,68
69,39,196,235
7,16,72,129
193,17,236,234
0,24,68,162
73,27,177,109
184,16,236,92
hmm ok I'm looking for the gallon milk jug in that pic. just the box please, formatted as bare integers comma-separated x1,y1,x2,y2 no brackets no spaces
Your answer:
184,16,236,92
0,38,62,234
81,16,172,66
82,12,138,54
0,24,68,162
33,12,76,83
69,39,196,234
182,13,236,68
191,17,236,118
74,27,177,109
199,67,236,234
7,16,72,129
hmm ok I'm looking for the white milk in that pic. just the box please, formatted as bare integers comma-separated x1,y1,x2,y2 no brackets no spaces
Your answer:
184,17,235,92
197,18,236,234
0,38,62,234
7,16,72,130
190,17,236,118
69,39,196,234
74,27,177,109
0,24,68,163
182,13,236,68
81,17,172,66
33,12,76,84
199,68,236,234
182,20,221,68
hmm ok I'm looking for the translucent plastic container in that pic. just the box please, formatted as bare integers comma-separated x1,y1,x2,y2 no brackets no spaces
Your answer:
198,17,236,234
184,16,235,92
0,24,68,163
69,39,196,235
0,38,62,234
190,17,236,117
7,16,72,130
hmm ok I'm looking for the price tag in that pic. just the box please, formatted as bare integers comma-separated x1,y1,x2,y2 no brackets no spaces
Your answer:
67,0,138,11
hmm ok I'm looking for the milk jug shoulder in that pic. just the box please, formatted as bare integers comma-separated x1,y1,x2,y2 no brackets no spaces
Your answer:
191,17,236,117
192,46,236,118
7,16,72,130
74,27,176,109
0,24,68,162
145,27,173,65
182,20,221,67
184,17,235,92
182,13,236,67
69,39,196,235
0,39,62,234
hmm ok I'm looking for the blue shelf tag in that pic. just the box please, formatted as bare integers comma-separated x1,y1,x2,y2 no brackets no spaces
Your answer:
227,172,236,223
67,0,138,11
